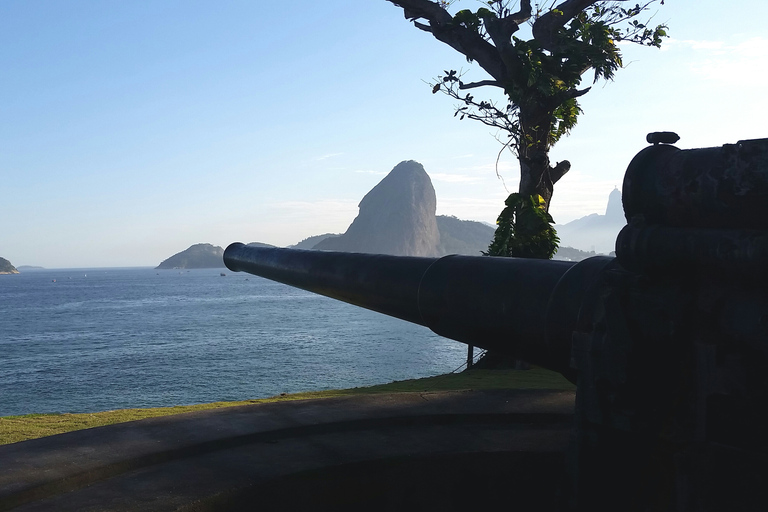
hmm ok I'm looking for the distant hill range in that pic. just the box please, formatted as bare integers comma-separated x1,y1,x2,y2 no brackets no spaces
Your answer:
435,215,495,256
0,257,19,274
245,242,276,249
290,233,343,250
156,243,226,269
301,160,609,261
555,188,625,255
163,164,623,266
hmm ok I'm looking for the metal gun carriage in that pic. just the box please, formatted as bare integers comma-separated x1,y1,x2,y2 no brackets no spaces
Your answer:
225,135,768,511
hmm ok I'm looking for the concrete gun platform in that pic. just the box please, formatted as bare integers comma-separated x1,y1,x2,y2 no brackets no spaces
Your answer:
1,389,575,511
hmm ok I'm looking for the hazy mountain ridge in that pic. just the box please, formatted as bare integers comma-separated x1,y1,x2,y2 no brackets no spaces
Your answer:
159,167,622,265
435,216,495,256
555,188,625,254
305,161,617,260
290,234,339,250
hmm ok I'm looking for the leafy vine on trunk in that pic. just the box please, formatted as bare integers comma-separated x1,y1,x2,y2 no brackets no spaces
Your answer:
485,193,559,258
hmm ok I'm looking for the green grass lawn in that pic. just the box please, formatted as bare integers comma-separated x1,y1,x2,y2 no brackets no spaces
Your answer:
0,367,574,446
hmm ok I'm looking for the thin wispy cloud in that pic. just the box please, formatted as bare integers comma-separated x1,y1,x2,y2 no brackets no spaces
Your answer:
665,36,768,85
315,152,344,161
429,173,484,183
661,38,726,52
354,170,388,176
271,199,358,215
436,196,506,224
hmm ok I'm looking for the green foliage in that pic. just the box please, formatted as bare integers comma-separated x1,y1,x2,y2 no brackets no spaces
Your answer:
433,1,668,151
485,193,559,259
551,97,581,143
415,1,665,262
451,9,484,31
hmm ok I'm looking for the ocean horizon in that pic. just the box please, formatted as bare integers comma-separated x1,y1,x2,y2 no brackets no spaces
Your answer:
0,267,467,417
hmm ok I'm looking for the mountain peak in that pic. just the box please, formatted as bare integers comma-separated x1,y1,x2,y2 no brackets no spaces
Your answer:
555,188,626,254
314,160,440,256
606,187,623,221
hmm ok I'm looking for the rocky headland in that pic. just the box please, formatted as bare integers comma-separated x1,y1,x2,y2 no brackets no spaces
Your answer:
156,244,226,269
0,257,19,274
313,161,441,257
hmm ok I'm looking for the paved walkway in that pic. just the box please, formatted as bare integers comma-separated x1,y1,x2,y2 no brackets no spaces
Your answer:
0,389,575,511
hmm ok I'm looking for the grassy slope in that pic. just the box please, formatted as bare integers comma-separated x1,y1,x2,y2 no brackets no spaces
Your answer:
0,368,574,446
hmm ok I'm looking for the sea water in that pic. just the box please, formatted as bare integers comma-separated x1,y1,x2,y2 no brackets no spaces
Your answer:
0,268,466,417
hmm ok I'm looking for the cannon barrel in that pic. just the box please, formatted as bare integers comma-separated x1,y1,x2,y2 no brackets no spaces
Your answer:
222,136,768,511
224,242,614,374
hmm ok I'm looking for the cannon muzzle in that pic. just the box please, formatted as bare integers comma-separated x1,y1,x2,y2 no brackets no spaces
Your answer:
224,242,614,374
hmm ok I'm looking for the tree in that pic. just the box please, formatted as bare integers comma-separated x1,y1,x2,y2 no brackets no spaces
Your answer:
386,0,667,258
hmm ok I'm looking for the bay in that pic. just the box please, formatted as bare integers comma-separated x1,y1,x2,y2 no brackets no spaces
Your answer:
0,268,466,417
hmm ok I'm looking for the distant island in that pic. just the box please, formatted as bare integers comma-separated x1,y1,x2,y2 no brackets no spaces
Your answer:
16,265,45,271
156,242,278,269
0,257,19,274
156,244,226,269
245,242,276,249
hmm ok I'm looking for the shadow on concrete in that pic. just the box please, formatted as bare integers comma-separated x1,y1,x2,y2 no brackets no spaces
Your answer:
1,389,575,511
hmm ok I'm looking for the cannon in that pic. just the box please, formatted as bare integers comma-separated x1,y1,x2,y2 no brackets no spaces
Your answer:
224,135,768,511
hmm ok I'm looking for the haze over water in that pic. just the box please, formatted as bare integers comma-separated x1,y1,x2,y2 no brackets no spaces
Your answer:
0,268,465,417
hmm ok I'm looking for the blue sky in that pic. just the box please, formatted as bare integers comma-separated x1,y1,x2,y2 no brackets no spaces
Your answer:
2,1,767,268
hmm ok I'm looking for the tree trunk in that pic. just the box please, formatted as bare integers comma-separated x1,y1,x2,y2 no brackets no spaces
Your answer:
519,147,554,210
517,105,570,212
503,106,563,370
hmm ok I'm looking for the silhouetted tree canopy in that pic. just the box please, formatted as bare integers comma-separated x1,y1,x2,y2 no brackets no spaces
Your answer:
387,0,667,258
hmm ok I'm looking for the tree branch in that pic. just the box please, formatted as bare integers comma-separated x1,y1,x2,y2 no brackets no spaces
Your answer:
506,0,533,25
549,160,571,185
569,86,591,99
386,0,507,82
459,79,501,90
440,82,519,135
532,0,601,51
413,20,432,32
391,0,452,24
482,0,532,52
543,85,591,111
